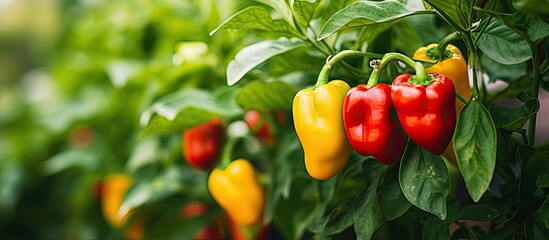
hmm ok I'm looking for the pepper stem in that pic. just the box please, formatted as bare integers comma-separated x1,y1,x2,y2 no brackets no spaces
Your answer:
219,137,239,169
430,32,461,60
365,52,420,88
315,50,383,88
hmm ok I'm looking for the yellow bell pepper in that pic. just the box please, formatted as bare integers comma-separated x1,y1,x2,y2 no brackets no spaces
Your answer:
414,44,471,164
207,159,264,226
101,174,132,227
292,80,352,180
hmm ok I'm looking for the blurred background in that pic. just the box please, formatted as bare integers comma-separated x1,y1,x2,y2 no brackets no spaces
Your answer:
0,0,252,239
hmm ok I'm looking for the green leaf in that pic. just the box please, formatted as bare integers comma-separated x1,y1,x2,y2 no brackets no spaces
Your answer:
454,100,497,202
226,38,306,86
453,204,500,222
353,185,382,240
265,132,303,222
309,200,354,235
489,92,540,132
525,211,549,238
482,226,517,240
292,0,320,30
537,174,549,188
524,16,549,43
209,6,297,36
236,80,296,111
477,19,532,64
517,142,549,204
317,0,433,40
540,195,549,230
121,167,199,212
139,89,233,137
481,53,526,83
43,149,100,175
266,0,294,27
275,179,322,239
423,0,475,31
0,158,25,214
422,217,450,240
513,0,549,23
399,141,450,220
378,164,411,221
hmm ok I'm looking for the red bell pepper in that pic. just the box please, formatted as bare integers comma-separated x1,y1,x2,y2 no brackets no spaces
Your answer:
391,73,456,155
183,118,225,170
343,83,408,164
244,111,276,146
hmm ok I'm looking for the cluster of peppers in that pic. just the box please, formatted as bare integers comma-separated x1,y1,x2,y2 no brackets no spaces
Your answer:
294,43,470,180
181,113,275,239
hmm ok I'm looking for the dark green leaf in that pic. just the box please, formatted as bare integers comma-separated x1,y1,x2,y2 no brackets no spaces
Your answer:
477,19,532,64
292,0,320,30
513,0,549,23
275,179,322,239
353,185,382,240
226,38,306,86
139,89,229,137
399,141,450,220
392,21,423,56
518,144,538,204
422,217,450,240
540,195,549,230
454,204,500,222
209,7,297,36
489,92,540,132
482,226,517,240
537,174,549,188
517,142,549,204
309,200,354,235
481,53,526,83
265,132,301,222
378,164,411,221
454,100,497,202
524,16,549,43
236,80,296,111
423,0,475,31
525,211,549,238
318,0,433,40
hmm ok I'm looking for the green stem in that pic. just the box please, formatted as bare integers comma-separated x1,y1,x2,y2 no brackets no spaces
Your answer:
463,34,481,100
456,93,468,104
365,52,420,88
528,42,541,145
219,137,239,169
432,32,461,59
315,50,383,87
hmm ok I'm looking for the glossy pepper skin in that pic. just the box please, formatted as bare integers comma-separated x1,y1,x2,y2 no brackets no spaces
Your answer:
414,44,470,163
343,84,407,165
183,118,225,170
391,73,456,155
208,159,264,226
293,80,352,180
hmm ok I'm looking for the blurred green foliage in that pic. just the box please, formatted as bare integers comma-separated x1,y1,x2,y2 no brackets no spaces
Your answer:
0,0,249,238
